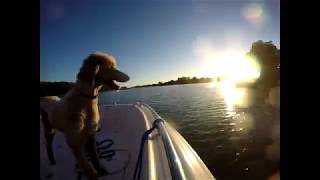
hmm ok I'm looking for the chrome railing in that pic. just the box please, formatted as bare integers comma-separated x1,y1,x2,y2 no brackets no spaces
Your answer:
141,103,187,180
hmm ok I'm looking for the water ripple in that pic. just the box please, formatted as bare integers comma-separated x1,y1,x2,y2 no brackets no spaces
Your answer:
100,84,279,180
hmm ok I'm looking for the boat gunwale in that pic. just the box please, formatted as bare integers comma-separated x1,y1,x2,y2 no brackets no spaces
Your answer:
138,103,187,180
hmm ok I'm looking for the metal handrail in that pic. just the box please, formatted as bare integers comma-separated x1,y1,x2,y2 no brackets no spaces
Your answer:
141,103,187,180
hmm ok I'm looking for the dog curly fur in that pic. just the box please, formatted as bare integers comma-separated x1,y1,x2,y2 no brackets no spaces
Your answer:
40,52,129,180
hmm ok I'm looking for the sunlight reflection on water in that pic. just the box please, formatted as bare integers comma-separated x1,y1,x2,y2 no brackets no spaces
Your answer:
99,83,279,180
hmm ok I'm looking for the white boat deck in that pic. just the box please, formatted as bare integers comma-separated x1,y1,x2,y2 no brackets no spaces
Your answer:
40,104,171,180
40,103,214,180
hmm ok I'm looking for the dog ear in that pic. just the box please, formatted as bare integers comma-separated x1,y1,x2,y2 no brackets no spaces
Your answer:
77,56,101,84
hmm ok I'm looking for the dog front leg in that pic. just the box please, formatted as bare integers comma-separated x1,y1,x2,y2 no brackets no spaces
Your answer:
45,130,56,165
71,146,98,180
85,134,107,176
41,109,56,165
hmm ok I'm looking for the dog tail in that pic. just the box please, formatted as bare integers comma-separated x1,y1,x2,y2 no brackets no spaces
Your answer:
40,96,60,114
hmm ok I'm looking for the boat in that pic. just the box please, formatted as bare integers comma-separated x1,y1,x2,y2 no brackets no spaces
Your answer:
40,102,215,180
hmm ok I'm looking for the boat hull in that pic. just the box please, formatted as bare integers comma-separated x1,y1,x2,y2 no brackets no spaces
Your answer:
40,103,215,180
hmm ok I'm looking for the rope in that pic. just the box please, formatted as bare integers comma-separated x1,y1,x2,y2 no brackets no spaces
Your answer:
132,118,164,180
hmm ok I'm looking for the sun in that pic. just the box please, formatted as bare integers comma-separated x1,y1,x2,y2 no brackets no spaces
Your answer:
198,50,261,83
203,50,260,110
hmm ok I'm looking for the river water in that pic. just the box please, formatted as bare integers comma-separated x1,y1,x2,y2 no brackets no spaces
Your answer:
99,82,280,180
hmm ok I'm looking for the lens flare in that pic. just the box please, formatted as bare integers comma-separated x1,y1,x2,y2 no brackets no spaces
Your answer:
241,3,266,28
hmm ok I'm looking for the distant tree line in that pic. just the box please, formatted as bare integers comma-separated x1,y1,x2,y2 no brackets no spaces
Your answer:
40,81,75,97
40,81,128,97
246,40,280,101
133,40,279,90
247,40,280,89
132,77,213,88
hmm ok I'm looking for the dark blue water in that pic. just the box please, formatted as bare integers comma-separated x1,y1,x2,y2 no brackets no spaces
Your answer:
99,83,280,180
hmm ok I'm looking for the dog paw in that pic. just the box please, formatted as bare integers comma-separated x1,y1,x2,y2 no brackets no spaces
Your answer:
46,165,57,179
49,160,56,165
97,166,108,176
45,172,53,179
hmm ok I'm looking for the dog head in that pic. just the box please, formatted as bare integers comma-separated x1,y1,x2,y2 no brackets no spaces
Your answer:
77,52,129,90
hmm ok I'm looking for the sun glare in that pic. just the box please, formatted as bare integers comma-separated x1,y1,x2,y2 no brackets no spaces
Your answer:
209,79,255,111
198,50,260,84
194,41,261,111
220,80,237,110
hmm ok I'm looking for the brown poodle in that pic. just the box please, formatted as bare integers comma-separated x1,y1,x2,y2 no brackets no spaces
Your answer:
40,52,129,180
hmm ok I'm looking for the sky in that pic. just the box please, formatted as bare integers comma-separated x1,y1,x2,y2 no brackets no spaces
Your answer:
40,0,280,87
